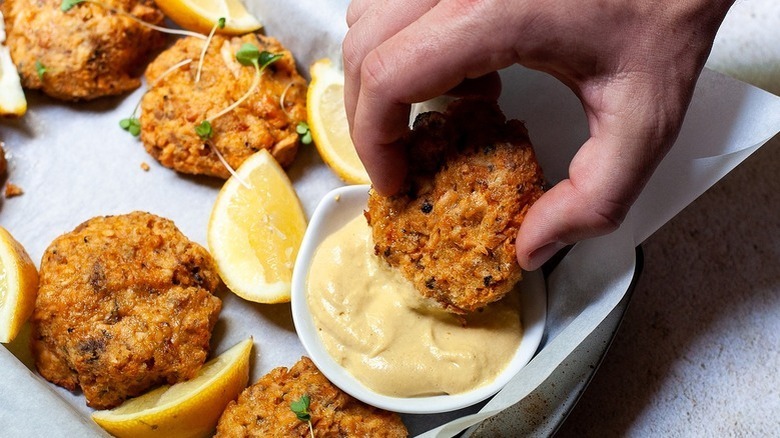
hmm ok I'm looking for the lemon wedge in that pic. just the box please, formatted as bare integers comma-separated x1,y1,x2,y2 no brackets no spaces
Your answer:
307,58,370,185
153,0,262,35
92,338,253,438
0,226,38,344
0,12,27,117
208,149,307,303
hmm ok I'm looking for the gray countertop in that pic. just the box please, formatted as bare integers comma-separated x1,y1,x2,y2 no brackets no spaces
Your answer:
556,2,780,436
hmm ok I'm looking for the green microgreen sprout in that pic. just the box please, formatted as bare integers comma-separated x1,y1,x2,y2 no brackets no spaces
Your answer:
235,43,261,66
195,120,213,140
35,61,47,80
194,44,281,188
195,17,226,83
201,44,282,124
60,0,207,40
290,394,314,438
119,117,141,136
296,121,312,145
259,51,283,68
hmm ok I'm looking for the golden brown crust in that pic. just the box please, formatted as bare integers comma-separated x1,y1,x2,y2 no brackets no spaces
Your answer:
1,0,165,100
31,211,222,409
366,99,545,314
215,357,408,438
139,34,307,178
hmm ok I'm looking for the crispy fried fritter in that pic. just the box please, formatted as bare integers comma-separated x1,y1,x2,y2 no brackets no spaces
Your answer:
0,0,164,100
366,99,545,314
139,34,307,178
31,211,222,409
215,357,408,438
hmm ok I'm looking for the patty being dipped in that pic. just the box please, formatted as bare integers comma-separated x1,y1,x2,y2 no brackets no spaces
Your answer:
366,99,545,314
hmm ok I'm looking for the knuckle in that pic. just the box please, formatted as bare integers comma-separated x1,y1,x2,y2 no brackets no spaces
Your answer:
341,33,363,74
568,177,631,235
451,0,508,25
345,1,362,26
360,51,392,98
589,200,627,233
580,188,631,234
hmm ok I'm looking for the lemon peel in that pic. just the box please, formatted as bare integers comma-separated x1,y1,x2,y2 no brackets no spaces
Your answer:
307,59,370,185
0,226,39,344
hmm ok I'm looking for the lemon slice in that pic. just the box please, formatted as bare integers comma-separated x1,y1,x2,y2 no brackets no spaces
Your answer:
308,58,370,185
0,12,27,117
208,149,307,303
0,226,38,344
153,0,262,35
92,338,253,438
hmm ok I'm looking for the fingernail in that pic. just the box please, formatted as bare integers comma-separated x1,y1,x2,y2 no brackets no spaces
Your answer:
526,241,565,271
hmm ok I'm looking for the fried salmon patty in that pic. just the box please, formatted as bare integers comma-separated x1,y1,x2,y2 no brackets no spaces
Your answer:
31,211,222,409
215,357,408,437
140,34,307,178
0,0,164,100
366,99,545,314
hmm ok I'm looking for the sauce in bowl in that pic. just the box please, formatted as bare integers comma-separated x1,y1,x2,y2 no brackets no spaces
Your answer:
307,215,523,397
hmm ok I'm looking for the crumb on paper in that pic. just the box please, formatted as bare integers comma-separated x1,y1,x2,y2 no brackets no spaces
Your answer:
334,194,341,202
140,162,150,171
5,182,23,198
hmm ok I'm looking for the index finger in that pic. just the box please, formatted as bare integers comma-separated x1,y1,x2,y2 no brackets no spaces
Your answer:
342,0,439,135
350,1,518,193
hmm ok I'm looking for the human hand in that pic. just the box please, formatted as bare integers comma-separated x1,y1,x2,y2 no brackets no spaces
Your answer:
343,0,734,270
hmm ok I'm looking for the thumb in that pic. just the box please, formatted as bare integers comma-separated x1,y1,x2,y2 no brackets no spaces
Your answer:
516,68,692,270
514,171,631,271
515,87,680,270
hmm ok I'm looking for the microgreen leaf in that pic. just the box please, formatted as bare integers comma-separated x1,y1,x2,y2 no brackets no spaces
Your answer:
258,51,283,68
195,120,213,140
218,17,226,29
119,117,141,136
236,43,261,67
235,44,282,69
61,0,85,11
290,394,311,422
35,61,47,80
296,121,312,145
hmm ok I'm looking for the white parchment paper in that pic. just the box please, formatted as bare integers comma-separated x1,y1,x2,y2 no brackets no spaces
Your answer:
2,0,780,436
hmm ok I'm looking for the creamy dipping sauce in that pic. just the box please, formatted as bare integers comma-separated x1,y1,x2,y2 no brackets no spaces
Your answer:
306,215,523,397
